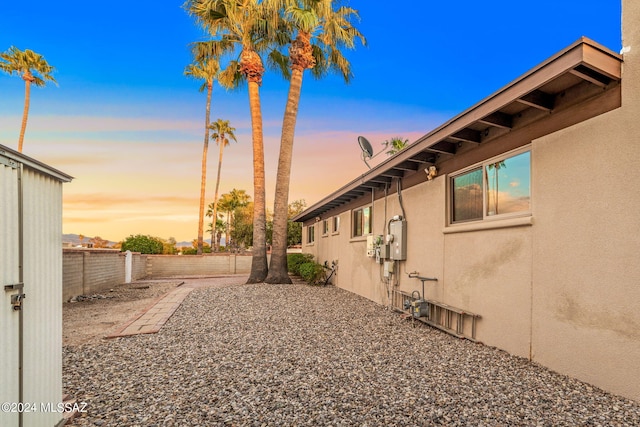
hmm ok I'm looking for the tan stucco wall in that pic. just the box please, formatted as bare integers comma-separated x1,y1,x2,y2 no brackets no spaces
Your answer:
444,225,533,358
301,0,638,402
529,0,640,401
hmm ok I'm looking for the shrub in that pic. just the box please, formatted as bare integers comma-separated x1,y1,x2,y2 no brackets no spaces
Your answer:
287,253,314,276
120,234,164,254
298,261,325,285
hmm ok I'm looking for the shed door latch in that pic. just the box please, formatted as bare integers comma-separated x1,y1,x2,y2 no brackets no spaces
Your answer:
10,293,25,310
4,283,25,311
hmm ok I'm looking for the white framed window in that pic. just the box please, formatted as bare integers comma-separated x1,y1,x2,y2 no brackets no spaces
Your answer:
450,148,531,224
352,206,372,237
306,225,315,244
322,219,330,236
332,216,340,234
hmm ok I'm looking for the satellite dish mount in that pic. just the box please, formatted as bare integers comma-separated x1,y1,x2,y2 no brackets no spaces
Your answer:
357,136,385,169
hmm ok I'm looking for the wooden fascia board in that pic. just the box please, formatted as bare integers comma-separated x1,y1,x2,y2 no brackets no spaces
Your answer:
581,40,622,80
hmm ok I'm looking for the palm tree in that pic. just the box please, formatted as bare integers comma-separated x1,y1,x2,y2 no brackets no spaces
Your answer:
487,160,506,215
186,0,283,283
209,118,237,250
210,189,251,249
213,196,233,249
383,136,409,156
184,51,220,255
206,217,227,251
0,46,56,152
265,0,365,284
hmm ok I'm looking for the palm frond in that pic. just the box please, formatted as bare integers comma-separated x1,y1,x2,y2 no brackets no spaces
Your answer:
0,46,57,86
218,60,245,90
267,49,291,80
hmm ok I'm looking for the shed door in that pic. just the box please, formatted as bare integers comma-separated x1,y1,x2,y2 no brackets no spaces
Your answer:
0,156,21,426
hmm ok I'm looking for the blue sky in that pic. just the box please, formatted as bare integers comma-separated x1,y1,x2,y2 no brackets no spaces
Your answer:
0,1,622,242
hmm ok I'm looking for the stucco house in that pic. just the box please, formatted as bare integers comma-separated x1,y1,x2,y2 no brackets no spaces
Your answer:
294,1,639,402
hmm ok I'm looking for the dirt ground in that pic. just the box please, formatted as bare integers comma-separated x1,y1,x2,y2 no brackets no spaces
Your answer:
63,280,183,346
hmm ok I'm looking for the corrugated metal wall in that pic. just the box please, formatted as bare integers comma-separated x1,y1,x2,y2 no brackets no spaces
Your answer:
21,167,64,427
0,160,20,427
1,147,70,427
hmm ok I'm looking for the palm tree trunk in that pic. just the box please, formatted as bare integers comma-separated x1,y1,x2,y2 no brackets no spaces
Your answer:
246,80,268,283
197,81,213,255
225,211,230,249
18,79,32,153
210,136,225,252
265,68,304,284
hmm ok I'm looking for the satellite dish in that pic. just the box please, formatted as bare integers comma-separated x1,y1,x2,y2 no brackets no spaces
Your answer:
357,135,384,169
358,136,374,159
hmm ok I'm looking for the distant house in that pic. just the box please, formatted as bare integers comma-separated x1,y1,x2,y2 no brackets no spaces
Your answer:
294,1,639,402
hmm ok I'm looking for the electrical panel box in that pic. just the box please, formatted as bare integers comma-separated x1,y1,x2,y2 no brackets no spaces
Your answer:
389,220,407,260
366,235,383,257
366,235,376,257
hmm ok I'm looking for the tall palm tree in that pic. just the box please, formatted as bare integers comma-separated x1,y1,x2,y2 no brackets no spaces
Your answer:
383,137,409,156
265,0,365,284
184,50,220,255
186,0,284,283
0,46,56,153
209,118,237,250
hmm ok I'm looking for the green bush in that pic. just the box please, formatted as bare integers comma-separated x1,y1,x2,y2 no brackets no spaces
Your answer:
120,234,164,254
298,261,325,285
287,253,314,276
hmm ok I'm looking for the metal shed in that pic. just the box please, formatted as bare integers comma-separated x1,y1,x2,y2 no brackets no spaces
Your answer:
1,144,72,427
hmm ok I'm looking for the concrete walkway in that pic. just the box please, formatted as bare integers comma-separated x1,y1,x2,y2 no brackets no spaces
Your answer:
107,275,248,338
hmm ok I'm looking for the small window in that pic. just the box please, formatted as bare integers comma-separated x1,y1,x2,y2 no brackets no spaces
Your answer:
452,168,483,222
322,219,330,236
332,216,340,234
307,225,315,244
451,149,531,224
352,206,372,237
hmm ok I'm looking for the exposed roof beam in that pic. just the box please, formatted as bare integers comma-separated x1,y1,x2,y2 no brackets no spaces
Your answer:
428,141,457,154
360,183,384,189
570,64,612,88
518,89,555,111
369,177,393,184
450,128,481,144
406,152,437,164
478,111,513,129
393,161,420,172
380,169,405,178
345,191,366,198
336,196,355,202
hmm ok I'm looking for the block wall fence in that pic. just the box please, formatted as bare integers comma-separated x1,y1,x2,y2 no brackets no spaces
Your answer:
62,249,252,301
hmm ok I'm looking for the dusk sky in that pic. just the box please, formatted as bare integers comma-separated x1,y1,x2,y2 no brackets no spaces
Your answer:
0,1,621,243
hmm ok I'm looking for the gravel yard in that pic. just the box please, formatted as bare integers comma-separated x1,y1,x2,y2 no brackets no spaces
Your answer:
64,280,640,426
